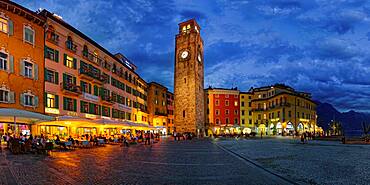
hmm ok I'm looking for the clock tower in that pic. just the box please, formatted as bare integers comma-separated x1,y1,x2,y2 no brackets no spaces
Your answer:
174,19,205,135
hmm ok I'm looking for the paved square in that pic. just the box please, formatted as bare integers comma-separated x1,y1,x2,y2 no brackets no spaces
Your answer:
0,139,290,185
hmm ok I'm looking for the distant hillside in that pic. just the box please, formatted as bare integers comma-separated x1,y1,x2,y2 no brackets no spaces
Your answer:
316,101,370,136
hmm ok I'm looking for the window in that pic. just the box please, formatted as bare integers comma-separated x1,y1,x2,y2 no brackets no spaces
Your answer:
46,94,58,108
225,94,229,98
249,119,252,124
24,94,34,106
45,69,58,84
24,61,33,78
183,110,185,118
234,118,238,124
234,110,238,115
0,89,9,102
225,109,229,115
242,119,245,124
80,101,89,113
241,102,245,107
45,47,59,62
288,111,291,118
226,118,229,124
0,17,8,33
241,110,245,116
63,97,76,111
215,100,219,106
225,100,229,106
65,55,74,68
24,26,34,44
234,101,238,106
0,52,7,71
215,109,219,115
216,119,220,124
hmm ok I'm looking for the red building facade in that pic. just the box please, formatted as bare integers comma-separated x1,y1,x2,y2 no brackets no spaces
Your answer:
206,88,240,130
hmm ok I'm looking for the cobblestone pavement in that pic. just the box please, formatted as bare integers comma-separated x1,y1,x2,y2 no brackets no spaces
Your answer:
217,137,370,185
0,139,290,185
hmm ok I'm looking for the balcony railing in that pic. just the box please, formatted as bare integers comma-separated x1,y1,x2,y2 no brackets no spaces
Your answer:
155,111,168,116
66,40,77,52
101,95,114,104
61,82,82,95
46,31,59,44
79,67,105,84
82,51,103,66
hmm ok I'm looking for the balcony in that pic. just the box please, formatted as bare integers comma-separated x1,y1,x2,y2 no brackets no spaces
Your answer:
82,51,103,66
66,40,77,53
61,82,82,95
101,95,114,104
46,31,59,44
79,67,104,85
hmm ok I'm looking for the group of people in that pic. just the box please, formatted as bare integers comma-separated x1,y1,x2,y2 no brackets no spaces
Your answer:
173,132,194,141
300,131,315,144
0,133,53,154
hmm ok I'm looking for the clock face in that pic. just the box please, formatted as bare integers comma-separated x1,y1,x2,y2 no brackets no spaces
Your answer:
181,51,189,59
197,53,202,62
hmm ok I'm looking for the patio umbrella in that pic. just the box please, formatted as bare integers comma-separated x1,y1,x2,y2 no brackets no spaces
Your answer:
0,108,53,123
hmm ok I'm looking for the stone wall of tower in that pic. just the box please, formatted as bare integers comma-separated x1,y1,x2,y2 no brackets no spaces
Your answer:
174,20,205,134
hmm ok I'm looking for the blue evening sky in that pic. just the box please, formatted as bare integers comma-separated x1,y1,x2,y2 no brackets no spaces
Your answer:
15,0,370,112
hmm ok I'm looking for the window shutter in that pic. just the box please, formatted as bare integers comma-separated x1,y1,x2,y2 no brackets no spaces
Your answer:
63,53,67,66
44,47,48,58
63,73,67,84
73,99,77,111
73,58,77,69
19,60,24,76
55,95,59,108
34,63,38,80
98,105,101,115
9,55,14,73
9,91,15,103
89,103,93,114
8,20,13,35
88,83,92,94
63,97,67,110
55,50,59,63
44,68,48,80
73,76,76,85
44,92,47,106
94,85,98,96
34,96,39,107
20,93,24,106
55,72,59,84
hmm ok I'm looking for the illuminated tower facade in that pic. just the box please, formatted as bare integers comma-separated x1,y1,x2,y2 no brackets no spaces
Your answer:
174,19,205,135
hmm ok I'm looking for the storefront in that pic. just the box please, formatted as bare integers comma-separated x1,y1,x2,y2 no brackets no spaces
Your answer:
0,108,53,136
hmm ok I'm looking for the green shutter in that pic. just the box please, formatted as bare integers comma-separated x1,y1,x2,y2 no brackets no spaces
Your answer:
73,76,76,85
63,97,67,110
73,99,77,112
8,20,13,35
55,50,59,63
34,64,38,80
89,103,93,114
55,72,59,84
55,95,59,108
63,73,67,84
98,105,101,115
88,84,92,94
44,68,49,81
44,46,48,58
19,60,24,76
63,53,67,66
73,58,77,69
44,92,47,106
94,85,98,96
80,101,84,112
9,55,14,73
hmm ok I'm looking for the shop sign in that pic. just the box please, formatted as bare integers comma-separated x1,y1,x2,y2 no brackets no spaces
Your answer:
45,108,60,115
299,118,309,122
85,114,97,119
83,93,99,102
67,111,78,117
270,118,280,122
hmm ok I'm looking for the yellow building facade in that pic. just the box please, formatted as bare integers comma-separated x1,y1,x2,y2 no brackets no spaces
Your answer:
239,92,253,133
251,84,318,136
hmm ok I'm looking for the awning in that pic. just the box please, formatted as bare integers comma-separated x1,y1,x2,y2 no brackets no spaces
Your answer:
0,108,53,124
93,118,131,127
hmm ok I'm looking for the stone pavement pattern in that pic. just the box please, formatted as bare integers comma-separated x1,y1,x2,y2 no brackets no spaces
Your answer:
0,139,289,185
217,138,370,185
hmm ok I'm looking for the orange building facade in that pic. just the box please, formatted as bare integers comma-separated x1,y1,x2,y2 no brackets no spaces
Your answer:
0,0,46,135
